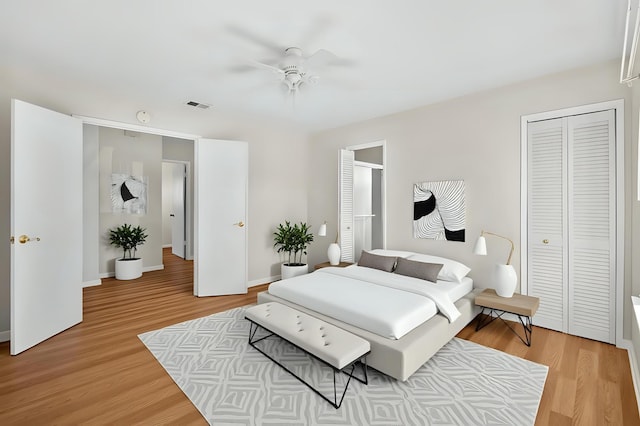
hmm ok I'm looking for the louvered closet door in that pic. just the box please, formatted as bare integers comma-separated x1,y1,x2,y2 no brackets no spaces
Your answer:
339,149,354,262
567,110,615,343
528,118,568,332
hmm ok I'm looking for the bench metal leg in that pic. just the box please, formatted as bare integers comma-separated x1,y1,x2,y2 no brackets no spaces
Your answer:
247,319,368,409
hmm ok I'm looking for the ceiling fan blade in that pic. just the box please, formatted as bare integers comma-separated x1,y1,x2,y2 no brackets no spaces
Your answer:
226,25,284,56
305,49,355,70
298,16,334,48
246,60,285,76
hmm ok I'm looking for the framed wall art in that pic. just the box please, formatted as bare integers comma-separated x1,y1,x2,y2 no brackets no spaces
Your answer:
413,180,465,241
111,173,148,214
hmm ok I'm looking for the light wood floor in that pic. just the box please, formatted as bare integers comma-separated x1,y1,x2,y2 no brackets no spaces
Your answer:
0,249,637,425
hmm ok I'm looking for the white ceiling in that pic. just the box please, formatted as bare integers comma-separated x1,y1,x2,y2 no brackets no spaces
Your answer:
0,1,628,132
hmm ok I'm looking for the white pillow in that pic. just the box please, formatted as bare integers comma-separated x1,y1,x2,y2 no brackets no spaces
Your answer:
406,253,471,283
368,249,415,259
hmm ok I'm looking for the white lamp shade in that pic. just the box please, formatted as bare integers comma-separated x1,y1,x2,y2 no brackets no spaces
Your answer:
473,236,487,256
317,223,327,237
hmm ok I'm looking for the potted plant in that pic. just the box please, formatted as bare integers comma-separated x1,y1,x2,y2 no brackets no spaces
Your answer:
274,221,314,280
108,223,148,280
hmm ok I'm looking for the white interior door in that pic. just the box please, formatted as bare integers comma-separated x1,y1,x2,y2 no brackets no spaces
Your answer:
567,110,616,343
527,110,616,344
339,149,354,262
194,139,247,296
11,99,83,355
527,117,568,333
171,163,186,258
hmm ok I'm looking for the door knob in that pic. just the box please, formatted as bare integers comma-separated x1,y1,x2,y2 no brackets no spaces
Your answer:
234,221,245,228
19,235,40,244
542,239,549,244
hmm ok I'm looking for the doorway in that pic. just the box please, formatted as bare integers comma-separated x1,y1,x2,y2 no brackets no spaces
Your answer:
339,141,386,263
11,100,249,355
162,161,190,260
353,161,384,262
78,116,248,297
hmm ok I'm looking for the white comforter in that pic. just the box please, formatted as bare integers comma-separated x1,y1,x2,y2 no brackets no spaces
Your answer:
323,266,462,323
268,266,463,339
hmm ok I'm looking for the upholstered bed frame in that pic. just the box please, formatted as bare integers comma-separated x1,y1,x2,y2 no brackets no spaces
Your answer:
257,288,482,382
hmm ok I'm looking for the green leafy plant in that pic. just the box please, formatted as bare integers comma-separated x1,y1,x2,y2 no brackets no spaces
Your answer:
273,221,314,266
108,223,148,260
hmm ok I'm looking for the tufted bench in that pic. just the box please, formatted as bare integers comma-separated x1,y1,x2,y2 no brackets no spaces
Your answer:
245,302,370,409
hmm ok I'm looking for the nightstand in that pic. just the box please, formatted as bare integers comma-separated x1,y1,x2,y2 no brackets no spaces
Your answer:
314,261,353,271
475,288,540,346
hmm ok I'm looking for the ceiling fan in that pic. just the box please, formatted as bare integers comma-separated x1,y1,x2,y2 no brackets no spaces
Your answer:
244,46,350,96
226,21,355,99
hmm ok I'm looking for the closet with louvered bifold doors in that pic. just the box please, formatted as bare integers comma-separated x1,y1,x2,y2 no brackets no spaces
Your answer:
526,109,617,344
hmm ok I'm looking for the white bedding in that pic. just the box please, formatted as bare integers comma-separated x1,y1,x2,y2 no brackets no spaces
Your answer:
268,266,473,340
321,266,468,322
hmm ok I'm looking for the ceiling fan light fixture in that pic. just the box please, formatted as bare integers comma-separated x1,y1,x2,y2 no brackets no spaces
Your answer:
285,72,302,84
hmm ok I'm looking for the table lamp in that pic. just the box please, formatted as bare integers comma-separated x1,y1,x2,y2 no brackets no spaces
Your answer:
473,230,518,298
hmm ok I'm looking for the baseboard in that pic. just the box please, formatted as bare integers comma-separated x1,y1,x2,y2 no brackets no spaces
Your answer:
162,244,172,248
82,279,102,288
0,330,9,343
619,339,640,414
99,264,165,279
144,264,165,272
248,275,280,288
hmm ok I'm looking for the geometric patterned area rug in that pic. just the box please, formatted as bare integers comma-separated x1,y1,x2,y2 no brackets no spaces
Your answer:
139,306,548,426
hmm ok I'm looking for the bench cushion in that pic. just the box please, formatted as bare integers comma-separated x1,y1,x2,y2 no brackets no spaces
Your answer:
245,303,370,370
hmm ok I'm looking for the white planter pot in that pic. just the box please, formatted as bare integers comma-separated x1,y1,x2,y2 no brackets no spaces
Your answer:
494,264,518,298
281,263,308,280
115,258,143,280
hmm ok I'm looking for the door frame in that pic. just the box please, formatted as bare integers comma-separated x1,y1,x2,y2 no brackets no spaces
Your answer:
519,99,625,346
162,159,192,260
75,115,201,278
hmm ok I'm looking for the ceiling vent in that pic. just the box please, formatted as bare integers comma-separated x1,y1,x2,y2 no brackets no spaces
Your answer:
185,100,212,110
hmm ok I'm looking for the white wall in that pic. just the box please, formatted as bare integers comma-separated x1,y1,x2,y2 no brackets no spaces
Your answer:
98,127,163,274
0,68,309,337
308,60,636,339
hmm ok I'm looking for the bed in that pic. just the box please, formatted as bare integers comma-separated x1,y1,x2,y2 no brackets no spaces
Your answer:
257,249,482,381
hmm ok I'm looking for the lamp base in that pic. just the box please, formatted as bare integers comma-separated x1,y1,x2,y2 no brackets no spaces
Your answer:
327,243,341,266
494,264,518,298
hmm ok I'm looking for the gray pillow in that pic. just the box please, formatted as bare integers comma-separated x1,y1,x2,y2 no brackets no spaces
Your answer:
394,257,443,283
358,250,397,272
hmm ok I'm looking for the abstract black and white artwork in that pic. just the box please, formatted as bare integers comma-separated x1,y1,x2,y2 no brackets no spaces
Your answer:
413,180,465,241
111,174,147,214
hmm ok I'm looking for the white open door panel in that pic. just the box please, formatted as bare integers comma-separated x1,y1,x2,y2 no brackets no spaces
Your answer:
11,99,83,355
339,149,354,262
194,139,248,296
